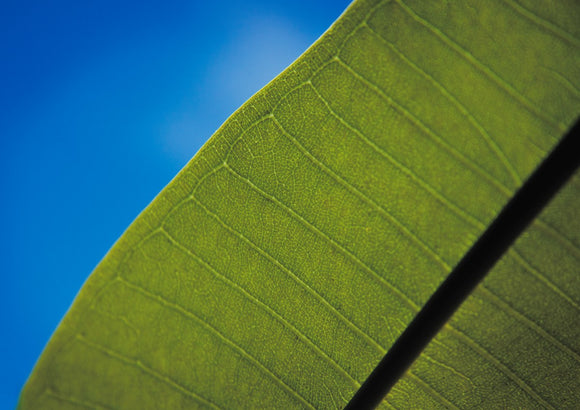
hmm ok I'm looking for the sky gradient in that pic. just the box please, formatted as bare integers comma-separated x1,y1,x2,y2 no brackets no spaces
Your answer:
1,0,351,406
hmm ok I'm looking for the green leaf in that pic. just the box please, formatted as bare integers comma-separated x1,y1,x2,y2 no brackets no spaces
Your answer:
20,0,580,408
388,171,580,409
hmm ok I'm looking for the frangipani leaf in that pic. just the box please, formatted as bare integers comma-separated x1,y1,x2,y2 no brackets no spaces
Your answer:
389,171,580,409
20,0,580,408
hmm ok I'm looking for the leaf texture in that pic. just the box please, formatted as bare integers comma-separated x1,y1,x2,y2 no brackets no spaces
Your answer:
389,171,580,409
19,0,580,408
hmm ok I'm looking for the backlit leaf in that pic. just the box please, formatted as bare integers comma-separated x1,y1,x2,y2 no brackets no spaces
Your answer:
20,0,580,408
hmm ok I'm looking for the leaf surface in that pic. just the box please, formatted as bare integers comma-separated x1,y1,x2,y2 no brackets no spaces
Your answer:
387,170,580,409
20,0,580,408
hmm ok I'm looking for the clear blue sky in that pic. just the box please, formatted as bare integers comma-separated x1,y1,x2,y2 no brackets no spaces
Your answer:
1,0,351,406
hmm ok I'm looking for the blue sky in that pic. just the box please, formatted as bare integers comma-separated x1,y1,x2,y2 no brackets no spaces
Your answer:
1,0,351,406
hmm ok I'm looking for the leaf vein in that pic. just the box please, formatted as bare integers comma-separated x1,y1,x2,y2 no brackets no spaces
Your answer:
540,67,580,98
220,131,568,405
223,159,421,313
420,353,475,390
307,79,487,230
271,116,451,273
330,54,578,314
362,22,522,186
115,277,315,408
187,194,382,358
477,286,580,362
508,249,579,310
444,326,556,409
43,389,114,410
308,70,580,360
159,222,362,387
334,56,513,197
535,219,580,261
502,0,580,48
407,371,459,410
76,334,222,409
394,0,566,132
